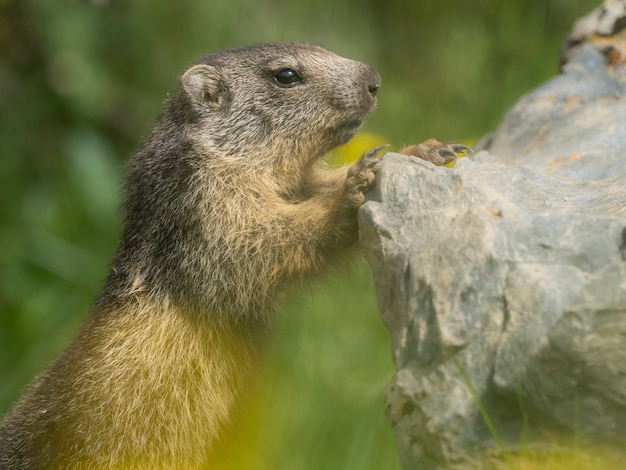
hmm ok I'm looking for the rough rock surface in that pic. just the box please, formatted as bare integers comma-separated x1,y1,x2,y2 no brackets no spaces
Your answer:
359,6,626,469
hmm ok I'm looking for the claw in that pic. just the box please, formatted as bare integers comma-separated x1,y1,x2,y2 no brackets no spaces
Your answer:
345,144,387,209
437,149,455,158
398,139,471,167
451,144,472,155
362,144,390,160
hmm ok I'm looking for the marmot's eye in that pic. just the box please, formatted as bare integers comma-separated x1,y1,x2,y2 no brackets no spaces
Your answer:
274,68,302,87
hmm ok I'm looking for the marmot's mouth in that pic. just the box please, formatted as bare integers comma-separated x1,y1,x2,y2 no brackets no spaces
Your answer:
337,118,364,134
330,119,363,147
317,119,362,155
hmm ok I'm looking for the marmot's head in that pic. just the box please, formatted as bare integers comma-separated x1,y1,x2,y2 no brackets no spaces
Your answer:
110,44,380,313
175,43,380,167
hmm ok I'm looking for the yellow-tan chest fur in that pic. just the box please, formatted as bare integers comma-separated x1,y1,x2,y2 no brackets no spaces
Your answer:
40,299,262,469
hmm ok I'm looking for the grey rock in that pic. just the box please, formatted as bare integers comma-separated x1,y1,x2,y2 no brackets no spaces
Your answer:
560,0,626,68
359,28,626,470
476,44,626,182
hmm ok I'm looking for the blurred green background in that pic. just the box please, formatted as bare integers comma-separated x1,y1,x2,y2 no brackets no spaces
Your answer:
0,0,598,468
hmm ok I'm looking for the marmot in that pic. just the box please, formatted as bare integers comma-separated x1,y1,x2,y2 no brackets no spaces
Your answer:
0,43,467,469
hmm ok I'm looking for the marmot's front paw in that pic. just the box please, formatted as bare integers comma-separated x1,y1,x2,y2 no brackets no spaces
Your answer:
344,145,387,208
399,139,471,166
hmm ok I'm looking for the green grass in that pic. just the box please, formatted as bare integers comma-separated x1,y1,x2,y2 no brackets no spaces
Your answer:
255,263,399,469
453,360,625,470
488,447,626,470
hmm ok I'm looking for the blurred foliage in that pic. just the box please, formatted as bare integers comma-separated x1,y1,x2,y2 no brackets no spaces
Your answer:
0,0,599,468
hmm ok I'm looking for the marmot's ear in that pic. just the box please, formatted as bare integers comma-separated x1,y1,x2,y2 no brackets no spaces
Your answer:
182,64,228,108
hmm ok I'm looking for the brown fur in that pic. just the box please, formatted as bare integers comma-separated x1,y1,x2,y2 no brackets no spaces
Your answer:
0,43,382,469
